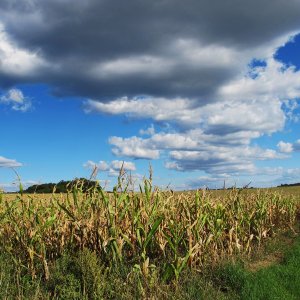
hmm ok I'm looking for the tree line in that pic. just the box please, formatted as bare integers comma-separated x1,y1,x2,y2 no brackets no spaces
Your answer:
24,178,101,193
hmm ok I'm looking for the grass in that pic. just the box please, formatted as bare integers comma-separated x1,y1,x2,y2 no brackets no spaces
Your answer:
213,234,300,300
1,232,299,299
0,174,300,299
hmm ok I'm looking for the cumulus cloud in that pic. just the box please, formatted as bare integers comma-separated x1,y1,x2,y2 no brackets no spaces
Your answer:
167,147,284,175
110,160,136,171
92,54,300,175
83,159,136,177
85,57,300,162
108,128,287,175
84,97,202,127
139,124,155,136
86,58,300,134
277,141,294,153
109,136,160,160
218,59,300,101
277,139,300,153
0,88,32,111
0,156,22,167
83,160,109,171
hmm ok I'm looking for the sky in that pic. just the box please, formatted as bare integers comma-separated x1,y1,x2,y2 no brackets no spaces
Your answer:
1,0,300,191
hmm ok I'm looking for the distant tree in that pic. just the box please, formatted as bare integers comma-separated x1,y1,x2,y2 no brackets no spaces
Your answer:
23,178,101,194
278,182,300,187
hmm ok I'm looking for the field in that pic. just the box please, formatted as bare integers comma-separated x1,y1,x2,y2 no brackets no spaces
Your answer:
1,179,300,299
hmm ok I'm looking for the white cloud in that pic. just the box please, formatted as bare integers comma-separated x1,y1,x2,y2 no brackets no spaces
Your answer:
166,146,284,175
277,139,300,153
0,156,22,168
219,59,300,102
86,57,300,137
110,160,136,171
108,127,286,175
277,141,293,153
0,88,32,111
83,160,109,171
85,94,285,137
204,99,285,135
87,46,300,176
139,124,155,136
83,159,136,177
84,97,202,127
109,136,160,159
0,22,45,77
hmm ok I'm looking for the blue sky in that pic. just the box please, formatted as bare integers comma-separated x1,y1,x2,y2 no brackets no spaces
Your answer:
1,0,300,191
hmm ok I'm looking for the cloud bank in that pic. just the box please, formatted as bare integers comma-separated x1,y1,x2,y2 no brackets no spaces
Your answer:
1,0,300,100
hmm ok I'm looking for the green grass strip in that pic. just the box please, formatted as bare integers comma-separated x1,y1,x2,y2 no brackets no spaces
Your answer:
215,236,300,300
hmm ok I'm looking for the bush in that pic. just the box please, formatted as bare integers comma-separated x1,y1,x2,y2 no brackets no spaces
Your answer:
47,249,106,299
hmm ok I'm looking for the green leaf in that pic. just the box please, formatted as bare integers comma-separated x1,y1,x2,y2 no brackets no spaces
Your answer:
178,251,191,274
57,201,76,221
143,216,163,250
163,232,177,255
162,263,175,283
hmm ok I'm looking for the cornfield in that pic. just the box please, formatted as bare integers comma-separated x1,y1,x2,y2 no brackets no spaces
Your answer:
0,174,298,284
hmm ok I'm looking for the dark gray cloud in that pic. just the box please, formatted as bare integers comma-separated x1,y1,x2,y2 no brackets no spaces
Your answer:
1,0,300,101
3,0,300,53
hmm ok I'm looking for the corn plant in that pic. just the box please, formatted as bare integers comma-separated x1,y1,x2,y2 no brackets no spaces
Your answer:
0,175,298,286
